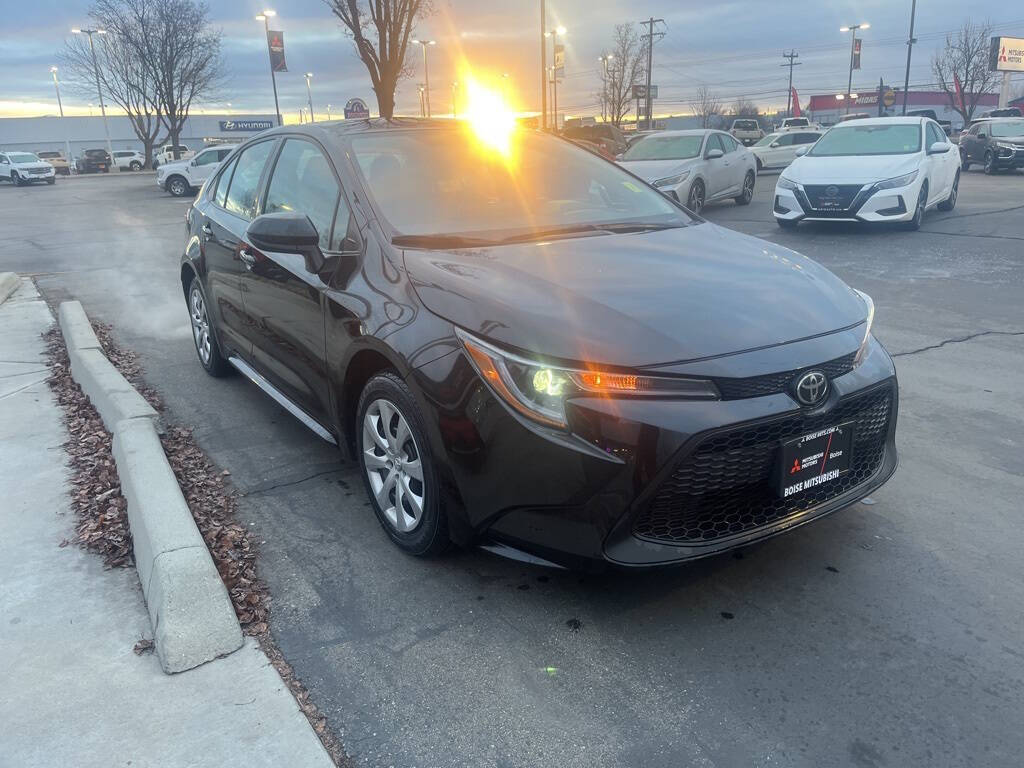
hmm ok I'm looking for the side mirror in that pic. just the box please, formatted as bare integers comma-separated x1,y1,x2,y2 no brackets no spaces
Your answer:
795,146,810,157
706,148,724,160
770,141,781,148
977,133,987,139
928,141,950,154
246,213,324,273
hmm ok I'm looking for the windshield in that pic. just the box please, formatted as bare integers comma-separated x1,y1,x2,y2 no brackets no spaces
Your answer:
991,120,1024,137
733,120,758,130
622,134,703,161
350,128,687,243
754,133,779,147
9,153,40,163
785,119,808,126
810,124,921,156
85,150,108,157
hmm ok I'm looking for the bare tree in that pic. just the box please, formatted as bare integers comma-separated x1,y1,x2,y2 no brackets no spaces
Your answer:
728,97,760,117
932,20,1000,125
690,86,722,128
325,0,431,120
60,1,164,167
604,24,645,127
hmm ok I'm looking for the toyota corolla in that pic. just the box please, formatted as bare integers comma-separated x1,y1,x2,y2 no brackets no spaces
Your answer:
179,117,898,569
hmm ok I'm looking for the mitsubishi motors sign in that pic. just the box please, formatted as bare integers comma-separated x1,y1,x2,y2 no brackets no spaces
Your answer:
990,36,1024,72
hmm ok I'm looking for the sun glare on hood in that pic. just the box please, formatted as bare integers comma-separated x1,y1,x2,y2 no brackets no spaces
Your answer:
461,71,519,159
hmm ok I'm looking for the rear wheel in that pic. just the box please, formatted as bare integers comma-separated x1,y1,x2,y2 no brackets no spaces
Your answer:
187,279,231,377
755,157,763,173
735,171,755,205
686,179,705,214
358,373,449,557
129,161,142,171
937,171,959,211
959,148,970,171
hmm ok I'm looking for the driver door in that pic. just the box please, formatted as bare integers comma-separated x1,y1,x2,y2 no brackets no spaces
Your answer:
703,134,730,199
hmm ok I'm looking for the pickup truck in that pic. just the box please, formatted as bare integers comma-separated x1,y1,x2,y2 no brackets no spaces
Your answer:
153,144,195,168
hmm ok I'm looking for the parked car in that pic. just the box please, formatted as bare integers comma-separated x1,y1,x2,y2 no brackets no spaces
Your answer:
36,150,70,175
112,150,146,171
179,119,896,568
976,107,1022,119
624,130,658,150
75,148,112,174
905,109,952,134
777,117,821,131
618,129,757,213
750,130,824,171
0,151,57,185
561,124,628,157
773,116,960,230
958,117,1024,174
153,144,194,169
157,144,234,196
729,118,764,146
838,113,873,123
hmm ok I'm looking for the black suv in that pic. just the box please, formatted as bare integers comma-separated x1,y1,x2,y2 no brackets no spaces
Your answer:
179,120,895,569
959,117,1024,173
76,149,111,174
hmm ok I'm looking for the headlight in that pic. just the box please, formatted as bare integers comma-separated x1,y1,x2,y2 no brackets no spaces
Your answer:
875,170,918,190
777,176,799,191
653,170,690,188
995,141,1015,153
457,329,719,429
852,289,875,367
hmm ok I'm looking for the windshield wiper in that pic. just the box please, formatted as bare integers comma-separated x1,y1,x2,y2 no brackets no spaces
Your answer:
392,234,497,249
497,221,682,244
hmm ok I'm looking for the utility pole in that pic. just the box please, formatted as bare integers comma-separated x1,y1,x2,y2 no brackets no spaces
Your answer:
639,17,664,130
901,0,917,115
540,0,547,129
304,72,314,122
781,50,802,118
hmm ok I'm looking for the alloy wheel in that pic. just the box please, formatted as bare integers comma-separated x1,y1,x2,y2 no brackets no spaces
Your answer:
362,398,426,533
688,181,705,214
984,152,996,175
189,285,212,365
742,173,754,202
169,177,187,196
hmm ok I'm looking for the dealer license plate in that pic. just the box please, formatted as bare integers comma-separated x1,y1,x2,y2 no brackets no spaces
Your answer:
777,421,854,498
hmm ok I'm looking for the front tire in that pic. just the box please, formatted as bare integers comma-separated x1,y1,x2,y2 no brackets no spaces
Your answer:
46,178,56,185
357,373,449,557
959,149,970,171
187,279,231,377
735,171,755,205
983,151,997,175
937,171,959,211
167,175,190,197
686,179,705,214
12,172,23,186
905,181,928,231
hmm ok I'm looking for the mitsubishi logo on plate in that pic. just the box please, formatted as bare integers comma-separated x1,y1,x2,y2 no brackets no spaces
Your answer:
824,185,840,198
795,370,829,406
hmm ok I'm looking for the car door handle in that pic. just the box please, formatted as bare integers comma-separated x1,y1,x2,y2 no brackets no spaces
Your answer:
238,248,257,269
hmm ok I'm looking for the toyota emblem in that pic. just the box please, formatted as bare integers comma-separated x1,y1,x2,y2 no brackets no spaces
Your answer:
824,185,840,198
795,371,828,406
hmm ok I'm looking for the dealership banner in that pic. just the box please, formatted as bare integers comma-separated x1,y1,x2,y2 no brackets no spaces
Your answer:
990,36,1024,72
853,39,862,70
219,120,274,132
554,43,565,78
268,30,287,72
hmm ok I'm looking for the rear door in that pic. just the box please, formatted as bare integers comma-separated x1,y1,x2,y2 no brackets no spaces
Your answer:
199,138,277,357
239,136,348,427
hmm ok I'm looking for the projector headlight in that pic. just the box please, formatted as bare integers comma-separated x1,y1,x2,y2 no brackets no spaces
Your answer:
852,289,875,367
875,170,919,190
777,176,799,191
653,170,690,188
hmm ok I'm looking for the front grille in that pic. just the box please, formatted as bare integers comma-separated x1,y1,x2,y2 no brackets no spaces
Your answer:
633,383,892,544
803,184,862,210
713,351,856,400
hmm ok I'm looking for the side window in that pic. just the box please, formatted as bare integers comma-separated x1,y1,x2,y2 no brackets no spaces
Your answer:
213,155,239,208
706,134,724,155
224,140,275,221
793,133,818,145
262,139,341,251
775,133,796,147
194,150,219,166
927,123,945,146
217,148,233,161
720,134,739,152
330,196,354,252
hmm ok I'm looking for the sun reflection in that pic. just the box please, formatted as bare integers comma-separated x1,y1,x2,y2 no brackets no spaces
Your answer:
460,69,519,160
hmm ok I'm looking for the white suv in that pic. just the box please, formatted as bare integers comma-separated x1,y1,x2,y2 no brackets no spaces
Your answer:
157,145,234,196
112,150,145,171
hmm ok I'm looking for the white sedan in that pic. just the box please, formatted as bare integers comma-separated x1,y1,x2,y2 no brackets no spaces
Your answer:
750,130,823,172
773,117,960,230
618,129,757,214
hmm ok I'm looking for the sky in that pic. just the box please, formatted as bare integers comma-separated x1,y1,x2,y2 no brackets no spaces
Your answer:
4,0,1023,120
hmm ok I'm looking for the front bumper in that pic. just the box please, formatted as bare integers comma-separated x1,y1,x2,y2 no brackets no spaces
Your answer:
774,177,922,223
990,146,1024,169
411,333,898,568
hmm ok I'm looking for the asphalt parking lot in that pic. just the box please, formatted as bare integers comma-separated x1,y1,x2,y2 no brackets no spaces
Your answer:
3,167,1023,767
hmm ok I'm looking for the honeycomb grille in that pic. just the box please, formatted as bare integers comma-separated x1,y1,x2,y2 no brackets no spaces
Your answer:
713,352,857,400
633,384,892,544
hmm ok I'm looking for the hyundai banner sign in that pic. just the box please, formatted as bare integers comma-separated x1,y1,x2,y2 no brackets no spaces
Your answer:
219,120,274,132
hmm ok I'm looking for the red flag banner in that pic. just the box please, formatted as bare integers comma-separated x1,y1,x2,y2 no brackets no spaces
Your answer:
791,87,802,117
852,38,862,70
953,72,965,113
268,30,287,72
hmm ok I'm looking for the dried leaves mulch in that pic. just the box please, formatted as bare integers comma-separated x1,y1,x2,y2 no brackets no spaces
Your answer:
44,322,350,767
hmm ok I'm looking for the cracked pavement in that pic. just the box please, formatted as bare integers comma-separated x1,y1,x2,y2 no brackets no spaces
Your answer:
2,168,1023,767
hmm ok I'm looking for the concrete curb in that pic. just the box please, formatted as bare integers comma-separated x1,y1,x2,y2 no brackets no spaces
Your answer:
58,300,243,673
0,273,18,305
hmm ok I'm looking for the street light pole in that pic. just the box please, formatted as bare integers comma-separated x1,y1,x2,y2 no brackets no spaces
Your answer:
901,0,917,115
540,0,547,129
598,54,614,122
545,26,565,131
304,72,315,122
256,11,282,126
412,39,436,117
840,23,869,115
71,28,114,161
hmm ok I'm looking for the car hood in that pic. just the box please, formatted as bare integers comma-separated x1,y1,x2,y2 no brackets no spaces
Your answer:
992,134,1024,144
403,224,867,368
158,159,189,173
13,162,52,171
784,153,921,184
618,158,700,183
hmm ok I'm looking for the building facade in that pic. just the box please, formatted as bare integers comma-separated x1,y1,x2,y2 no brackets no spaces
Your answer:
0,113,278,158
806,91,1000,128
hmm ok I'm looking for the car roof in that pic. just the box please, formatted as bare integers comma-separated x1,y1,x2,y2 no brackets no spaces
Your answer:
648,129,717,137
